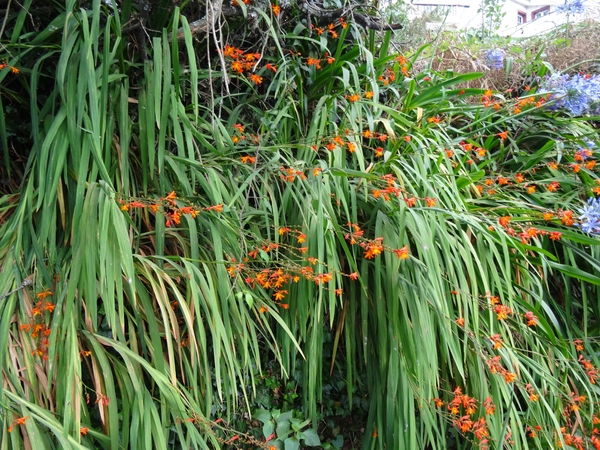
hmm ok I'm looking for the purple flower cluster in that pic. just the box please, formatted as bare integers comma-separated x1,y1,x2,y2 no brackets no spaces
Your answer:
578,197,600,235
483,49,504,70
557,0,585,14
540,73,600,116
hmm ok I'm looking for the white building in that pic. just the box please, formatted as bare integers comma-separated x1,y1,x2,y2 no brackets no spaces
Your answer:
405,0,599,37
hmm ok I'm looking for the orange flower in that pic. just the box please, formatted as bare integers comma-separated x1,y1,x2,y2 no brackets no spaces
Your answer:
503,372,517,383
425,197,437,207
273,290,288,301
494,304,512,320
363,130,373,138
314,272,333,284
363,239,384,259
347,94,360,102
207,204,223,213
404,197,416,208
223,45,240,58
80,427,89,436
250,74,263,85
306,58,321,69
393,246,410,259
515,173,525,183
490,334,503,350
499,216,511,227
165,210,182,227
296,232,306,243
240,155,256,164
403,135,411,142
335,288,343,296
433,398,444,408
231,61,244,73
312,167,322,176
374,147,384,158
271,4,280,15
496,131,509,140
365,91,374,99
349,272,359,280
164,190,177,204
8,416,28,432
36,288,53,300
560,210,574,226
455,317,465,327
524,311,538,326
453,415,473,433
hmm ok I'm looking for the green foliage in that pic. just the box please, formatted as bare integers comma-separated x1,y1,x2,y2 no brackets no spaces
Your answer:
476,0,507,40
1,1,600,449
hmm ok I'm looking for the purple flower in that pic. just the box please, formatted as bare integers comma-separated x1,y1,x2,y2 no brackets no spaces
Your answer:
578,197,600,235
483,49,504,70
540,73,600,116
557,0,585,14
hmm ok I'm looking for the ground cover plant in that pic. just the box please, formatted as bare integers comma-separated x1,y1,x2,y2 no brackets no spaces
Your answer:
0,1,599,449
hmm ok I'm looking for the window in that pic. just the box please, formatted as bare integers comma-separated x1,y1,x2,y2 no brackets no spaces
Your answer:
517,11,526,24
532,6,550,20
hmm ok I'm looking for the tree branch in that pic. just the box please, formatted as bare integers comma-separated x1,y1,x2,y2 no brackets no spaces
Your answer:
297,0,403,30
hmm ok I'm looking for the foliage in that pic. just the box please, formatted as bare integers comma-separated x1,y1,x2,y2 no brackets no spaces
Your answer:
475,0,507,39
1,1,600,449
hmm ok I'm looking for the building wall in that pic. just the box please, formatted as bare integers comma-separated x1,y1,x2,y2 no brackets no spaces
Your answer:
406,0,599,36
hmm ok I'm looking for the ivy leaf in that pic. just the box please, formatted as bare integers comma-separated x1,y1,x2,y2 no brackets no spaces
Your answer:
301,428,321,446
276,411,293,423
284,437,300,450
263,420,275,439
253,409,272,424
276,420,291,439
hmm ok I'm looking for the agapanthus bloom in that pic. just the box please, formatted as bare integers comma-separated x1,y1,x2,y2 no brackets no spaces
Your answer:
540,73,600,116
577,197,600,235
482,49,504,70
557,0,585,14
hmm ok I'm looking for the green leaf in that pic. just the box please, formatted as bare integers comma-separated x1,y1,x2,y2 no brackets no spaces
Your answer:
263,420,275,439
284,437,300,450
254,409,272,424
300,428,321,446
